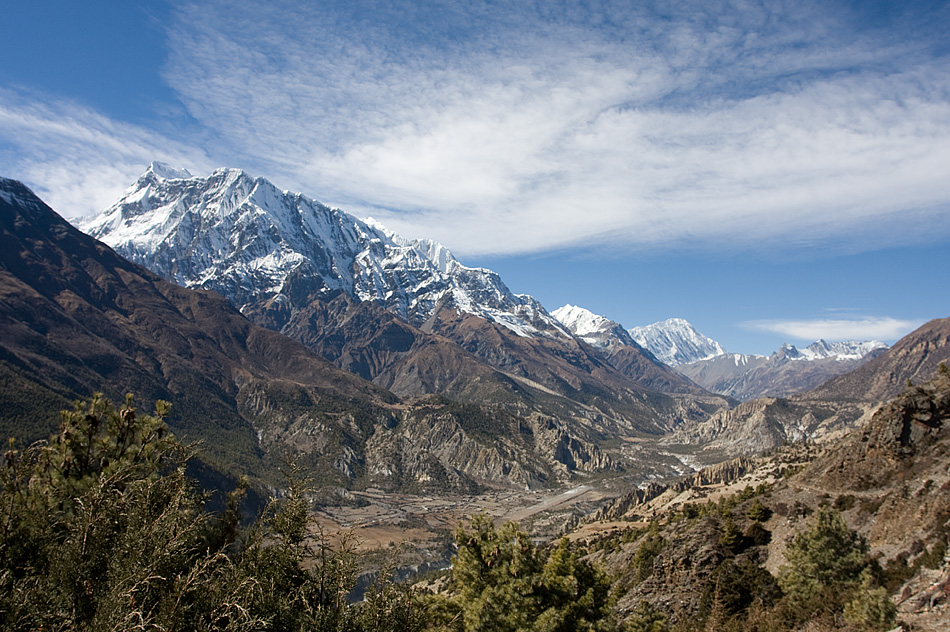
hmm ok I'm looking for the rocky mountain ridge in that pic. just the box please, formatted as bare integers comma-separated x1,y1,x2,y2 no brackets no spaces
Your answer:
556,306,888,401
678,340,888,402
547,304,711,397
80,163,567,339
78,164,731,435
574,367,950,631
0,176,667,494
668,318,950,458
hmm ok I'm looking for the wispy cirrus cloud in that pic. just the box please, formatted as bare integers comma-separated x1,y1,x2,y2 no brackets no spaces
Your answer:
156,0,950,256
0,88,214,218
744,316,926,342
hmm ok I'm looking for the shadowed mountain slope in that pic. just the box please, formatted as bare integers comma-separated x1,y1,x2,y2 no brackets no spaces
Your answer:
3,177,685,491
79,164,729,433
803,317,950,403
0,177,398,483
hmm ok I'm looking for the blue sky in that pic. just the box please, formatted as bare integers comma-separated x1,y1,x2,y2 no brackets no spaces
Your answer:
1,0,948,355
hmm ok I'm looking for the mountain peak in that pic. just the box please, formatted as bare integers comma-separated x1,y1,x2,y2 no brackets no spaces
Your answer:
552,304,606,334
551,304,640,352
146,162,194,181
629,318,727,366
0,178,44,214
81,165,566,339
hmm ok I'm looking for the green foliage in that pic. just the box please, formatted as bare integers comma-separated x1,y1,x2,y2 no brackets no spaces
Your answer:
744,521,771,547
0,393,429,632
699,559,781,623
630,525,665,584
832,494,856,511
439,401,518,443
745,499,771,522
0,393,258,631
351,556,427,632
237,470,357,631
680,503,701,520
777,507,879,622
843,570,896,630
916,537,948,571
440,514,615,632
717,517,744,554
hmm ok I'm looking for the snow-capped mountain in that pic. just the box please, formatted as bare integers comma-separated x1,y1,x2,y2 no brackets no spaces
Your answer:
677,340,889,401
550,305,718,396
77,163,733,434
780,340,888,362
628,318,727,367
551,304,639,352
80,163,566,339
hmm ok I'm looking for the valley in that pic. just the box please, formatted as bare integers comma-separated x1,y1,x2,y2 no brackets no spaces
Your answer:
313,485,607,551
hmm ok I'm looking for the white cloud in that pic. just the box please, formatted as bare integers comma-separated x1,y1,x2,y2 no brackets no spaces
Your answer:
744,316,926,342
154,0,950,256
0,88,214,218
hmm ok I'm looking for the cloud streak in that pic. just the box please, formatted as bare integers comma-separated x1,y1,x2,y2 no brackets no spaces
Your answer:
156,0,950,256
0,88,214,218
744,316,926,342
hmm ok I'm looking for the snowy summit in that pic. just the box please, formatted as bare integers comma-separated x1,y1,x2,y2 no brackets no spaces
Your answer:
79,163,567,339
628,318,727,367
551,304,641,352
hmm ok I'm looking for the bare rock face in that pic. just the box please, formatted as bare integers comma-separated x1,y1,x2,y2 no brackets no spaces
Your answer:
792,369,950,606
364,412,540,491
803,368,950,492
668,397,873,457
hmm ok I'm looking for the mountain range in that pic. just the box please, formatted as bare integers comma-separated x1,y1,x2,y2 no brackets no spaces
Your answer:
669,317,950,458
0,176,653,494
79,164,727,431
676,339,888,401
551,305,887,401
4,164,947,499
3,174,743,496
3,164,948,632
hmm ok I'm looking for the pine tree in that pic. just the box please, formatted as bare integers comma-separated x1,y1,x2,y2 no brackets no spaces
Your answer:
777,507,874,621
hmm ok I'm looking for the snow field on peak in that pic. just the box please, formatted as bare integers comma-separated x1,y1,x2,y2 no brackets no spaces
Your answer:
795,339,888,362
147,161,194,180
81,164,565,339
551,304,614,337
629,318,727,366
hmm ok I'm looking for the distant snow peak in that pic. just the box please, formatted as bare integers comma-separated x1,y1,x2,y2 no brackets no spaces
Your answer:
628,318,727,367
551,304,637,351
552,304,609,336
794,339,888,362
677,337,890,401
80,163,564,339
146,161,194,181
